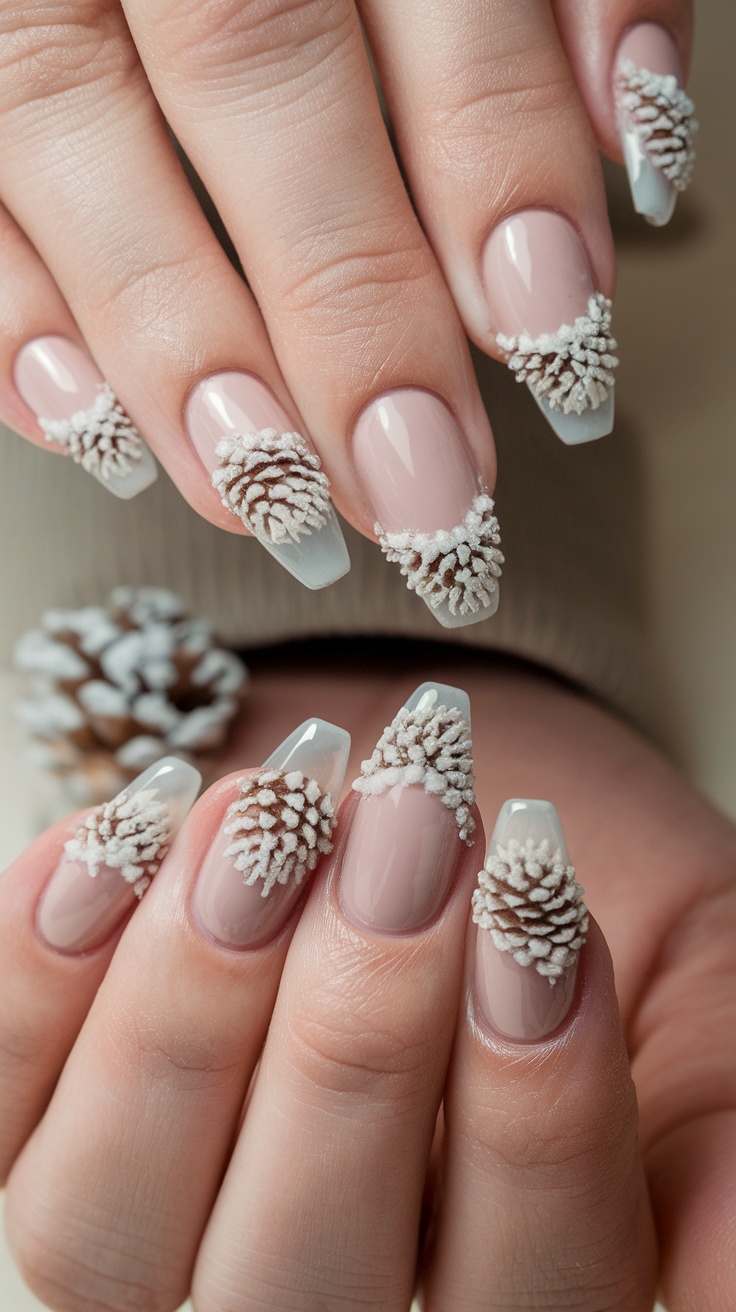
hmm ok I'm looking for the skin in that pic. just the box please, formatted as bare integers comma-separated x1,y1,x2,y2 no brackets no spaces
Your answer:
0,652,734,1311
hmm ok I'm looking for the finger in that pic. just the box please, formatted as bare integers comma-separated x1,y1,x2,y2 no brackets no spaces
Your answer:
0,204,157,497
0,5,349,589
553,1,696,225
5,721,349,1312
192,682,480,1311
121,0,503,628
424,799,656,1311
358,0,618,446
0,756,199,1185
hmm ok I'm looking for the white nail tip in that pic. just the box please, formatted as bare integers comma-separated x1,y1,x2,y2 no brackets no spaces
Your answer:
621,128,678,226
102,443,158,499
404,681,471,729
534,387,615,445
258,506,351,589
263,719,351,803
489,799,569,863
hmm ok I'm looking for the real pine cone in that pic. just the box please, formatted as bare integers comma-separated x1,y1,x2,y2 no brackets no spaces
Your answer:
472,837,588,982
65,786,172,898
223,768,336,895
213,430,331,544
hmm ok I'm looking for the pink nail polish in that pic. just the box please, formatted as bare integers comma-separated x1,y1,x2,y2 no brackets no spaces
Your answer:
482,211,617,444
352,390,502,628
340,682,475,934
13,336,157,498
186,371,349,590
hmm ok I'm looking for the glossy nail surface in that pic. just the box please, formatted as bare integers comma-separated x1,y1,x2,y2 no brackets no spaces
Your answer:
193,719,350,949
14,336,157,498
353,390,502,628
341,682,474,933
615,24,697,227
38,757,201,953
472,799,588,1042
483,212,617,445
186,371,350,590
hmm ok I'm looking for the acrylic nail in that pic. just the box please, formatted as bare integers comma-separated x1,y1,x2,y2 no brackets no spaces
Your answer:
193,719,350,949
615,24,697,227
472,799,588,1042
352,390,503,628
14,337,158,498
482,211,617,445
186,371,350,590
340,682,475,934
38,756,202,954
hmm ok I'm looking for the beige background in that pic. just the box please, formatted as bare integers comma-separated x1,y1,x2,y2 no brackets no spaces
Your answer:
0,0,733,1305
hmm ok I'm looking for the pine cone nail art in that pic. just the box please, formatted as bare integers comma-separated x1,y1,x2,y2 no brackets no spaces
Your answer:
496,293,618,418
223,768,337,897
213,430,332,545
618,63,697,192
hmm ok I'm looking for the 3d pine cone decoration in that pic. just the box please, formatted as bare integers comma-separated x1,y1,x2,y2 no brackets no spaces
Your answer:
472,838,589,983
14,587,248,810
65,787,172,898
379,494,503,619
618,64,697,190
223,768,336,896
354,699,475,843
40,384,146,481
213,430,331,544
497,293,618,415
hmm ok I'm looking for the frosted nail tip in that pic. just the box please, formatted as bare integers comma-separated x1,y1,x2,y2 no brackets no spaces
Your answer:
258,506,351,590
128,755,203,828
404,682,471,729
98,443,159,499
263,718,351,802
490,798,569,864
534,388,615,446
621,129,677,227
428,586,500,629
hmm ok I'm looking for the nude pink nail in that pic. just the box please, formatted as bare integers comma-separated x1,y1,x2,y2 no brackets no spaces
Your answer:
186,371,349,590
352,390,502,628
13,336,157,498
340,682,475,934
482,211,617,445
472,800,588,1042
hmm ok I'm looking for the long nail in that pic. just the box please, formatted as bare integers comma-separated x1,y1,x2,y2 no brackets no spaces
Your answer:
193,719,350,949
353,391,503,628
482,211,617,445
38,757,201,953
186,371,350,590
472,799,588,1041
615,24,697,227
340,682,474,934
14,337,158,499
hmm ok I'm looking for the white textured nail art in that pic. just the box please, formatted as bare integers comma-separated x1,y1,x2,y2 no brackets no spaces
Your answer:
39,384,157,499
618,63,697,194
497,293,618,420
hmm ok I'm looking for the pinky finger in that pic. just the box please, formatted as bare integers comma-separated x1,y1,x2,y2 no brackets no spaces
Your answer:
0,206,157,497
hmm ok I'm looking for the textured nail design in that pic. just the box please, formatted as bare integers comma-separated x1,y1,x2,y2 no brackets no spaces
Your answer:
615,25,697,226
341,683,474,934
186,372,350,590
14,337,157,499
353,390,502,627
38,756,201,953
193,719,350,948
483,211,617,445
472,799,588,1041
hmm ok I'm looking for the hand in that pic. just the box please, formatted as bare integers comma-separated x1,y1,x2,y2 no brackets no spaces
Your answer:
0,3,695,614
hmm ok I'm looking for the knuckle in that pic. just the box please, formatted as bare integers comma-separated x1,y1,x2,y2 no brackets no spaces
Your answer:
88,240,223,349
0,2,137,111
116,1009,243,1096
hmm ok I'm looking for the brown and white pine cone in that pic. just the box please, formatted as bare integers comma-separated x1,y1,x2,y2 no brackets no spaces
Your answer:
379,494,503,620
213,430,332,545
65,786,172,898
39,384,145,481
354,699,475,843
497,293,618,416
618,63,697,190
223,768,336,896
472,837,589,983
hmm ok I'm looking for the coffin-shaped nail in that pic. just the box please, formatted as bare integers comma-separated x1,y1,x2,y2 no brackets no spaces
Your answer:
38,757,202,953
472,799,588,1041
193,719,351,949
186,371,350,590
14,337,158,498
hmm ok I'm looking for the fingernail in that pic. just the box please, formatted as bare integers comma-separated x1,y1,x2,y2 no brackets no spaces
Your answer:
340,682,475,934
482,211,618,445
193,719,350,949
186,371,350,590
37,756,201,954
14,336,158,498
615,24,697,227
472,799,589,1042
352,390,503,628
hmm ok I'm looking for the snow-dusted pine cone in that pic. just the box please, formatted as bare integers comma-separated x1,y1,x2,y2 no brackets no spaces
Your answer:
497,293,618,416
65,786,172,898
618,63,697,190
379,494,503,619
354,699,475,843
472,838,589,983
223,768,336,896
14,587,248,808
39,384,145,482
213,430,331,545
